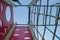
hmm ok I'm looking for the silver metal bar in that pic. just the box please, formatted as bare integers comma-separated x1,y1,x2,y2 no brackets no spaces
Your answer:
30,24,60,26
43,6,45,25
52,7,59,40
16,24,28,25
49,7,52,25
4,24,16,40
30,12,56,18
15,5,60,7
43,0,49,38
29,0,39,6
46,27,60,39
36,7,39,40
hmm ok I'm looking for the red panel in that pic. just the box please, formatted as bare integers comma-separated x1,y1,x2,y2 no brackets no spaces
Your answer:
0,0,13,27
0,27,6,40
0,0,13,40
0,27,5,33
10,26,33,40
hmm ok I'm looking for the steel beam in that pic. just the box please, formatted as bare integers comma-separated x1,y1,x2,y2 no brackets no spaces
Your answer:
29,0,39,6
2,0,15,6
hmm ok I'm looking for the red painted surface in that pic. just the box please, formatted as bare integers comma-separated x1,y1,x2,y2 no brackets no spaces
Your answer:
0,0,33,40
0,0,13,27
0,0,13,40
10,26,33,40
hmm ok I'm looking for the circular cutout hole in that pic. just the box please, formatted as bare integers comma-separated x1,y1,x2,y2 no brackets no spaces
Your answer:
15,29,20,31
0,20,2,27
14,34,19,37
6,6,11,21
24,37,30,40
24,31,29,33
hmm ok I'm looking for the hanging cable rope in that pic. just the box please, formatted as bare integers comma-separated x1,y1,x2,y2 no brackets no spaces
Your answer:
36,7,39,40
52,7,60,40
34,6,36,36
36,0,42,40
42,0,49,40
43,6,45,25
49,6,52,25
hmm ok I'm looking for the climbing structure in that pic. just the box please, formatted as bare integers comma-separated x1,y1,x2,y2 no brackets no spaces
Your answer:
0,0,60,40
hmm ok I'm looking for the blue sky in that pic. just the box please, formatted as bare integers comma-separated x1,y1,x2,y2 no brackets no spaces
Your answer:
13,0,60,24
5,0,60,40
13,0,32,24
13,0,60,40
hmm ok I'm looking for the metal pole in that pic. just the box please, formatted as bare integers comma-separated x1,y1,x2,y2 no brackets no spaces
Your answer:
52,7,59,40
43,0,49,39
36,7,39,40
43,6,45,25
28,7,30,24
49,7,52,25
34,6,36,36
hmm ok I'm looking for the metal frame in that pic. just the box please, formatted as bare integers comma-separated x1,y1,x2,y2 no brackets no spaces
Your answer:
13,0,60,40
28,0,60,40
2,0,15,6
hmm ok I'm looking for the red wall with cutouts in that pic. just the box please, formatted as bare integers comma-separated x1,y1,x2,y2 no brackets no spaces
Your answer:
0,0,13,27
0,0,13,40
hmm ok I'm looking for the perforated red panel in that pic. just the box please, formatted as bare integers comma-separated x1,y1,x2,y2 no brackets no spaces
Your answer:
0,0,13,27
10,26,33,40
0,0,13,40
